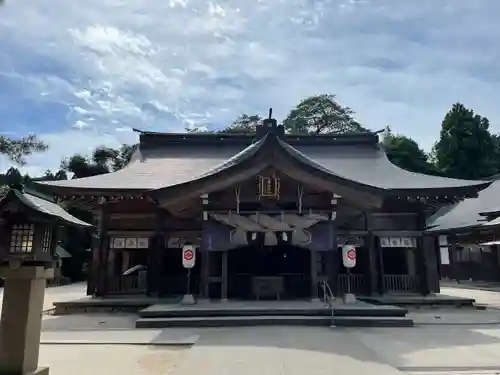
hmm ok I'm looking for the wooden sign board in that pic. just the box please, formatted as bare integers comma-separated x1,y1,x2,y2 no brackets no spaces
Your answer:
125,238,138,249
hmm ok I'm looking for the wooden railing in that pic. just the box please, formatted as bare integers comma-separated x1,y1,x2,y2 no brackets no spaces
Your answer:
108,272,147,295
383,274,418,292
337,274,365,295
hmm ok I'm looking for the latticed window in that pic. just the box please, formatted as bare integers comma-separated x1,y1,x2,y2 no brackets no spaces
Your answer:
9,223,35,253
42,227,52,253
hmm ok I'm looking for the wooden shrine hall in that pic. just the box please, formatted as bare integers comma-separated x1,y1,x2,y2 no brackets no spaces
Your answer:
38,111,490,300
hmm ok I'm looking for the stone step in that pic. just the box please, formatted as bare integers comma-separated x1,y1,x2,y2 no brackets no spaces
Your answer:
138,305,408,318
334,316,414,327
135,315,414,328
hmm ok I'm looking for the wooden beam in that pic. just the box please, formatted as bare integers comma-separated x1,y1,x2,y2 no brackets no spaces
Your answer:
109,213,155,220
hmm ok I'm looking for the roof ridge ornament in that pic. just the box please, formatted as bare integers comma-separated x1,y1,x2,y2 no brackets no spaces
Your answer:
257,107,285,139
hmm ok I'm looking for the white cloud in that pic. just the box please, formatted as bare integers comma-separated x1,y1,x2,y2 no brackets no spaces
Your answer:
0,0,500,173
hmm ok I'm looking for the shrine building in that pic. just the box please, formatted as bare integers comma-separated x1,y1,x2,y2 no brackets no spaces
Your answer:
38,113,490,300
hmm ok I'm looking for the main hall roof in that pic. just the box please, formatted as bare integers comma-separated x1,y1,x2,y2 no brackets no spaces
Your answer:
38,130,489,198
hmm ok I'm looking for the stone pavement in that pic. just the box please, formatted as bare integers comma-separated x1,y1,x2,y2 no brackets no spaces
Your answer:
170,326,404,375
440,285,500,310
39,344,187,375
161,324,500,375
37,314,500,375
37,323,500,375
409,309,500,325
23,283,500,374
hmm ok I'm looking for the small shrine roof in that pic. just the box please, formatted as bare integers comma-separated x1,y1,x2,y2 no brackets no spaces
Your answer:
427,178,500,232
0,187,92,227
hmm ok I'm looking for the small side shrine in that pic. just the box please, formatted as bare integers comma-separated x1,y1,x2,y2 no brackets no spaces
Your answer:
0,186,91,375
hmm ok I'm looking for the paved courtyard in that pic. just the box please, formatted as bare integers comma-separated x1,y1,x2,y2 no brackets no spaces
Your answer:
441,284,500,310
38,323,500,375
6,283,500,374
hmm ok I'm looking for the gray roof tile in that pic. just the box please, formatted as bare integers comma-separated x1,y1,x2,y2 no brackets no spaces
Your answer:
39,134,487,193
39,143,246,191
13,190,92,227
426,180,500,232
293,144,486,190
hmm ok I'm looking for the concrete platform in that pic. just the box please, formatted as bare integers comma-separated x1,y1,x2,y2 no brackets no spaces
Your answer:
53,296,180,314
358,294,475,308
40,329,199,345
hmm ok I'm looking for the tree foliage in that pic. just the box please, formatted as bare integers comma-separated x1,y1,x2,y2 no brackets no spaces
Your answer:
186,114,262,134
61,144,134,178
0,134,48,165
381,127,440,176
433,103,497,180
221,114,262,133
283,94,369,134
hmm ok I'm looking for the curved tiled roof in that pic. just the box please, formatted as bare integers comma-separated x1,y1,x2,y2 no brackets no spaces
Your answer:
38,130,489,196
292,144,486,190
427,179,500,232
0,189,92,227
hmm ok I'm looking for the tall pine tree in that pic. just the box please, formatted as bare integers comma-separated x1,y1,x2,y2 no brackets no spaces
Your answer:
434,103,497,179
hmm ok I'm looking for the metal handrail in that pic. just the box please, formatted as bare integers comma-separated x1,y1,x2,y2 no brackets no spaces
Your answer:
320,280,336,327
320,280,334,306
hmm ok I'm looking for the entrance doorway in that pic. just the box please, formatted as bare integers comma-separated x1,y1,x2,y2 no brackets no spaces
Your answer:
227,244,311,299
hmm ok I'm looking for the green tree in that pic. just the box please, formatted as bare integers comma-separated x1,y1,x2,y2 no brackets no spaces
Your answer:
490,134,500,177
61,144,134,178
283,94,369,134
221,114,262,133
434,103,497,179
0,134,48,165
111,144,134,171
0,167,33,197
381,127,440,175
3,166,22,187
37,169,68,181
186,114,262,134
61,154,107,178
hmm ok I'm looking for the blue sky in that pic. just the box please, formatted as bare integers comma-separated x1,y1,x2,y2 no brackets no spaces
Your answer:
1,0,500,176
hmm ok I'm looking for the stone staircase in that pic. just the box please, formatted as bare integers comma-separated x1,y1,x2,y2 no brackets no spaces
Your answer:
135,301,414,328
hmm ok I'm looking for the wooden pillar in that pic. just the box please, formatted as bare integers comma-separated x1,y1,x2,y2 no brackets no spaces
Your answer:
366,232,380,295
493,245,500,281
327,195,338,295
448,234,458,281
146,238,156,296
87,233,98,296
200,193,210,299
423,235,440,293
415,211,430,295
201,251,210,298
377,236,386,294
147,208,166,296
94,197,109,297
310,250,319,299
415,234,431,295
221,250,228,301
406,248,417,276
